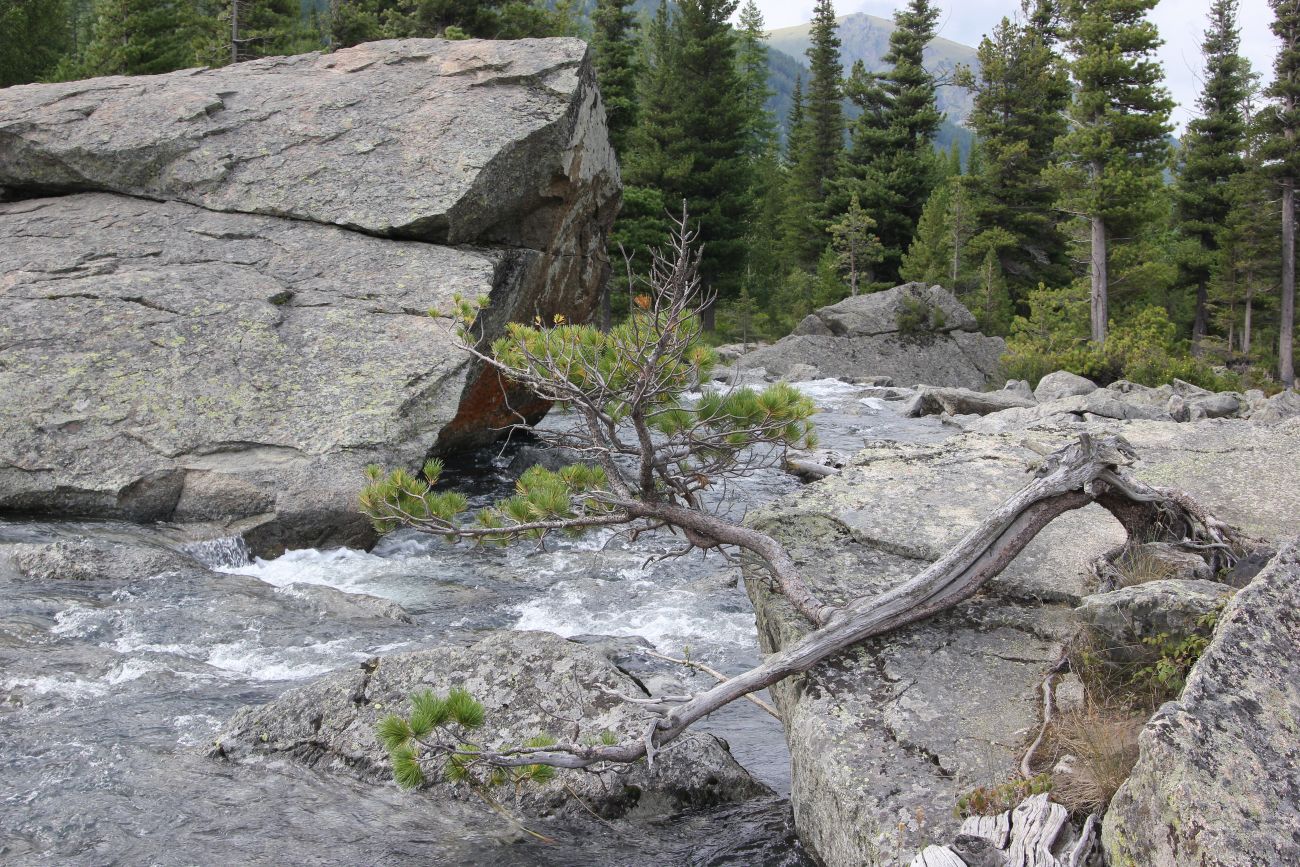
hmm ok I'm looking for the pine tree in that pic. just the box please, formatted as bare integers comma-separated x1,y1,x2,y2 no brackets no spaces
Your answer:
961,8,1072,304
780,75,816,266
591,0,640,157
1174,0,1252,347
802,0,844,196
1263,0,1300,387
736,0,775,159
666,0,751,323
1053,0,1174,344
784,0,844,267
81,0,201,76
217,0,319,63
0,0,70,86
838,0,944,285
828,194,884,296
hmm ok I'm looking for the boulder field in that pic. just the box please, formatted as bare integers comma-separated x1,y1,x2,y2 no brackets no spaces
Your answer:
0,38,620,555
744,404,1300,866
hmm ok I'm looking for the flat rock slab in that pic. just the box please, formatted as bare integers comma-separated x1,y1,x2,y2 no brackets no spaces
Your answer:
0,39,614,247
745,421,1300,866
211,630,769,819
0,193,538,552
1102,539,1300,867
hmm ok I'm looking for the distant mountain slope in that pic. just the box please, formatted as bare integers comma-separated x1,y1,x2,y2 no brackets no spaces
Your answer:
764,12,977,127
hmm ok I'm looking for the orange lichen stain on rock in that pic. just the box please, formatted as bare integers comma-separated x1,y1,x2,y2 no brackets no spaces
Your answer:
436,367,551,451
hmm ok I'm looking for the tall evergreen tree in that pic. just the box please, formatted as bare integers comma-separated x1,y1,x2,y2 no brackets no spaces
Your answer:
669,0,751,324
960,8,1072,303
81,0,201,76
1263,0,1300,387
802,0,844,195
1175,0,1252,346
218,0,318,63
783,0,844,267
591,0,640,157
838,0,944,284
736,0,775,159
1053,0,1174,344
0,0,70,86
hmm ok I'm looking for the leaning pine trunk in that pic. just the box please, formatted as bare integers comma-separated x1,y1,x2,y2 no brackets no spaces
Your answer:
1282,179,1296,388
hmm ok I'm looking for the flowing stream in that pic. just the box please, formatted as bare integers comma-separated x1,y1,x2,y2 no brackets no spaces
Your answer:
0,380,953,866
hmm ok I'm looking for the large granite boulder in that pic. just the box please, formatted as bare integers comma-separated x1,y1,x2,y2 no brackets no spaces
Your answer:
744,420,1300,867
736,284,1006,389
211,630,768,818
1102,540,1300,867
0,39,620,554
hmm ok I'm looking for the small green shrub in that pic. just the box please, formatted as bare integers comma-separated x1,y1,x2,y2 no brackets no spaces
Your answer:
896,296,945,341
955,774,1053,818
1002,288,1241,391
1131,606,1221,697
376,688,560,794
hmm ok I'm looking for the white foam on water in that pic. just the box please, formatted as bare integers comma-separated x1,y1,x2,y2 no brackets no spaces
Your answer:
51,606,104,637
858,397,889,412
510,578,756,653
791,378,866,401
203,638,350,681
218,546,392,593
3,674,108,700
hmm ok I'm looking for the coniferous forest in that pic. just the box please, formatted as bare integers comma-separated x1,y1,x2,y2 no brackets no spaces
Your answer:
3,0,1295,390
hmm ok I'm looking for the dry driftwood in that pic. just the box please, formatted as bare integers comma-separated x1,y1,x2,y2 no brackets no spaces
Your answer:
910,793,1099,867
458,432,1250,773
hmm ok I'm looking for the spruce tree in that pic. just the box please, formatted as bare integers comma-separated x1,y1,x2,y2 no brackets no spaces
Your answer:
784,0,844,267
838,0,944,285
1263,0,1300,387
736,0,775,159
0,0,70,86
1174,0,1252,346
802,0,844,196
81,0,201,76
1053,0,1174,344
961,9,1072,304
780,75,816,266
591,0,640,157
665,0,751,324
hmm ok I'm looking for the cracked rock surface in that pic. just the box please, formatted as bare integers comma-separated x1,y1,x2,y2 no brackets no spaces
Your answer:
0,39,620,554
743,422,1300,867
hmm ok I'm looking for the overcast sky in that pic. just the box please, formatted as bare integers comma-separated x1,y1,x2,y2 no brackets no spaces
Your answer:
743,0,1277,132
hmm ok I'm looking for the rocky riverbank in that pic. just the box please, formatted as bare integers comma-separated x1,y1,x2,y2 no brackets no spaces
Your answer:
744,382,1300,866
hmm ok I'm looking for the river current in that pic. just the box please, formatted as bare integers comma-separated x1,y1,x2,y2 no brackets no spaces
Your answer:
0,380,952,866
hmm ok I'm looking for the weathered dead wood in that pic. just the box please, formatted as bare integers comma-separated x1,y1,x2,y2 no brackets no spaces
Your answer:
921,794,1098,867
454,434,1249,772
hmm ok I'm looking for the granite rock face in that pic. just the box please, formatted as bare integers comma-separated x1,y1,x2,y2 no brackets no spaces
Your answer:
1076,579,1235,666
744,421,1300,867
0,39,620,554
1102,540,1300,867
211,630,768,818
736,284,1006,389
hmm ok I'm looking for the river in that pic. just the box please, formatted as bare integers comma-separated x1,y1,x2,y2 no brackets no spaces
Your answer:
0,379,953,866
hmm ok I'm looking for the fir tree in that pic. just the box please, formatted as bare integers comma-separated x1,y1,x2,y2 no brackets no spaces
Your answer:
591,0,640,157
0,0,70,86
736,0,775,159
838,0,944,285
802,0,844,196
784,0,843,267
1174,0,1252,347
960,8,1072,304
828,194,884,297
664,0,751,324
1263,0,1300,387
780,75,816,266
81,0,201,76
1053,0,1174,344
